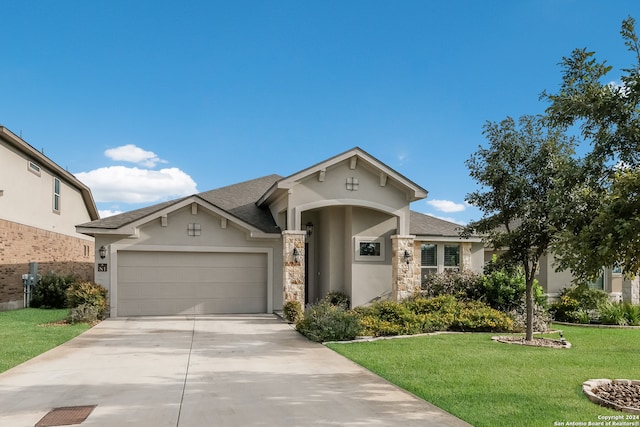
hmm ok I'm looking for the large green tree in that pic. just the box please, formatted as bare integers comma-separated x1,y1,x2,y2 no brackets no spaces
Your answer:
543,16,640,281
462,115,577,340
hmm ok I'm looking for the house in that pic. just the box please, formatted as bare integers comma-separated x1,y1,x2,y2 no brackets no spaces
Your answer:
77,147,485,317
0,126,99,311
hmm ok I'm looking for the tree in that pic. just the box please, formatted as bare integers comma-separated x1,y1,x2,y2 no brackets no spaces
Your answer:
543,16,640,281
462,115,577,340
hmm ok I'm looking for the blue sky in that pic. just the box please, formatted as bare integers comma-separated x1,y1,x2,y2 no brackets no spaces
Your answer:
1,1,637,224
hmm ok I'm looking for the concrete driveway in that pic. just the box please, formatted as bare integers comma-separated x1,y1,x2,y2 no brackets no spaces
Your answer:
0,315,471,427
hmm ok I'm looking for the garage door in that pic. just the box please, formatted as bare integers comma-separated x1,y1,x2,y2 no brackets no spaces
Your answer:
116,251,267,316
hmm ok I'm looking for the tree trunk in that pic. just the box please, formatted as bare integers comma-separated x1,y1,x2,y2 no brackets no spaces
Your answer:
525,279,534,341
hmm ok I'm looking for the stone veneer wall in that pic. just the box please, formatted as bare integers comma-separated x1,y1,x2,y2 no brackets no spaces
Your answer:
0,219,94,310
392,235,420,301
283,231,306,306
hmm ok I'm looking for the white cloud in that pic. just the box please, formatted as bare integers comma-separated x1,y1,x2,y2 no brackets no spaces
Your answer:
426,199,466,213
98,209,123,218
104,144,166,168
76,166,197,203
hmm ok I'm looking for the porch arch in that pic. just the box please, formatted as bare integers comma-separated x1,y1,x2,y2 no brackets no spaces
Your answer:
289,199,408,235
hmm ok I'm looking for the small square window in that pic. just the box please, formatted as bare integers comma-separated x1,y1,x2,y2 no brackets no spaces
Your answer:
346,177,359,191
188,223,201,236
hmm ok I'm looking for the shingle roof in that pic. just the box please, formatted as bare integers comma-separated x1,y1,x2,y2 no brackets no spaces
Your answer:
410,211,465,237
196,174,282,233
77,174,282,234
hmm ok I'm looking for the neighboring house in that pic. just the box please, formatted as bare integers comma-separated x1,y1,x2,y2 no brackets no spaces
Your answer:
527,254,637,303
0,126,99,311
77,147,484,317
484,244,638,304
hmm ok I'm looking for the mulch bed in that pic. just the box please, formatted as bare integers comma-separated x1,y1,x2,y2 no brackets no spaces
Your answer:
584,379,640,414
491,335,571,348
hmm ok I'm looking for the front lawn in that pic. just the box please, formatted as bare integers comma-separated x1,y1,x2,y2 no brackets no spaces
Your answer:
327,325,640,427
0,308,90,373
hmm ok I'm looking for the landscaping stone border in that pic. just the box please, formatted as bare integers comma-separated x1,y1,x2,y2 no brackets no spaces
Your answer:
554,321,640,329
491,335,571,348
583,379,640,414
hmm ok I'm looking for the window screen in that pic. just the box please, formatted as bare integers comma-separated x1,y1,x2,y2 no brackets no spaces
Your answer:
421,244,437,266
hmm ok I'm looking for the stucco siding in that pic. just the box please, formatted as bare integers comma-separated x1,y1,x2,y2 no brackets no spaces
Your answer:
93,204,283,316
0,142,93,238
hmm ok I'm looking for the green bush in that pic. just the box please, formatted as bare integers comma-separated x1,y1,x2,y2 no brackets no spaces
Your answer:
452,303,515,332
549,284,608,323
30,272,76,309
66,282,108,323
296,301,360,342
283,300,303,323
482,258,546,312
599,302,640,326
352,296,515,338
623,303,640,326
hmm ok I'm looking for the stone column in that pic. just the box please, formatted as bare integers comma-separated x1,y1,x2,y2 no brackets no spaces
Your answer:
623,276,640,305
283,230,307,306
461,242,472,271
391,235,419,301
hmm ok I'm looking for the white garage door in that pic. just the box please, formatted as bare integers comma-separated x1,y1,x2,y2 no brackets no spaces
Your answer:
117,251,267,316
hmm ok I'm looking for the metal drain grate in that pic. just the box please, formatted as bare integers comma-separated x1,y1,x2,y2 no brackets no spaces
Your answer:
35,405,97,427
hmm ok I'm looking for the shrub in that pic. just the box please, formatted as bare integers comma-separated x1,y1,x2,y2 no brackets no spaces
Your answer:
509,300,552,333
421,270,484,301
623,303,640,326
67,304,101,324
66,282,108,323
296,301,360,342
352,296,515,337
30,272,76,309
549,284,608,323
483,263,545,311
283,300,303,323
322,291,350,309
599,302,640,326
452,303,515,332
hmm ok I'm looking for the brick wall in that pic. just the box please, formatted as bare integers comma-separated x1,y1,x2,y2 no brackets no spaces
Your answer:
0,219,94,310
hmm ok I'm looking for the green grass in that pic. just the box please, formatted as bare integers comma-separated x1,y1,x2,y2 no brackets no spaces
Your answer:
0,308,90,373
327,325,640,426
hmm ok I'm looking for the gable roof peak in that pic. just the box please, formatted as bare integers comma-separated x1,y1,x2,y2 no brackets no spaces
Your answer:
257,147,427,206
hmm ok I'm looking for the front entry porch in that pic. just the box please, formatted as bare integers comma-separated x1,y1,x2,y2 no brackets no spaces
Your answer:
282,205,421,308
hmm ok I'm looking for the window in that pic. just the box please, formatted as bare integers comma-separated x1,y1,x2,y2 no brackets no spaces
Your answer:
421,244,437,277
444,245,460,269
588,268,606,290
53,177,61,212
187,223,201,236
420,243,461,286
354,237,385,261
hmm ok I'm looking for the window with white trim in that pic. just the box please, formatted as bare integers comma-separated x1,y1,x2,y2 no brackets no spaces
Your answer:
444,245,460,269
421,244,437,277
53,177,61,212
421,243,461,286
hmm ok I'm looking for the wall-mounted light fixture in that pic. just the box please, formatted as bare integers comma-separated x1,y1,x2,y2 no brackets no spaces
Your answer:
99,246,107,259
306,222,314,237
293,247,300,264
403,249,412,265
